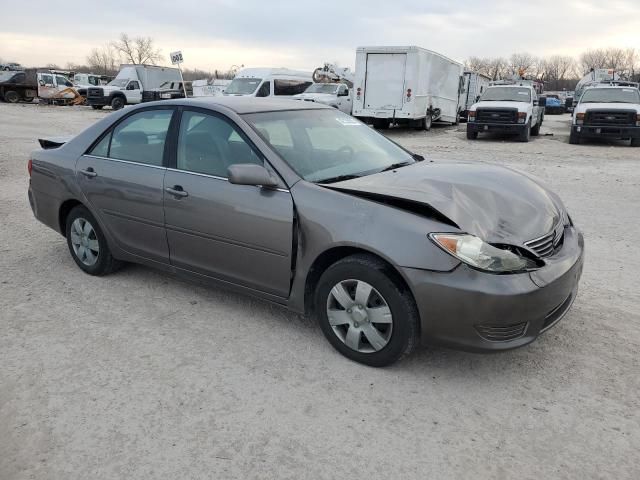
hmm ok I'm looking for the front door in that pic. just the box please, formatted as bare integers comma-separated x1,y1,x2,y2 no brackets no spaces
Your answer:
163,109,294,297
76,108,174,263
125,80,142,103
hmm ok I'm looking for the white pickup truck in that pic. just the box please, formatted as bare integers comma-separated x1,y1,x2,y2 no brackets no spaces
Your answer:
467,84,545,142
571,85,640,147
292,83,352,114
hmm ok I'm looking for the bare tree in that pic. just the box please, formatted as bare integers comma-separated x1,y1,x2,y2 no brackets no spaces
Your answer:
625,48,639,80
603,47,627,74
508,52,538,78
87,45,119,75
579,49,608,74
112,33,162,65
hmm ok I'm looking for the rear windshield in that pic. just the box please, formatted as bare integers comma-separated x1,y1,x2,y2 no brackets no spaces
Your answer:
580,88,640,104
480,87,531,102
225,78,262,95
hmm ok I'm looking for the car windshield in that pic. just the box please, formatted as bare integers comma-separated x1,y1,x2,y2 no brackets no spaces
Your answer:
243,109,415,183
225,78,262,95
580,88,640,104
480,87,531,102
305,84,339,94
108,78,128,88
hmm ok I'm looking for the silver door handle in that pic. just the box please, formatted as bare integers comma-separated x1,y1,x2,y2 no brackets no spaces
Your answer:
165,186,188,198
79,168,97,178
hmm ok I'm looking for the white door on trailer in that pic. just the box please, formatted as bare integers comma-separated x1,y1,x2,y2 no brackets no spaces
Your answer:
364,53,406,110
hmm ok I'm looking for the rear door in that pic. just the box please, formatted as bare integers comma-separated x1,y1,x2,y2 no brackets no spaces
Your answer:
163,108,294,297
364,53,407,110
76,107,174,263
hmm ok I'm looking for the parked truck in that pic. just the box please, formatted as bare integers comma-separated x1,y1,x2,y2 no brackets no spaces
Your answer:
352,46,464,130
466,83,546,142
293,83,353,114
0,69,37,103
459,71,491,121
86,64,182,110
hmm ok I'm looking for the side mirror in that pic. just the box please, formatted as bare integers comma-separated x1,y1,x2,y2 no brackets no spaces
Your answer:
475,95,481,103
412,153,425,161
227,164,278,188
38,80,45,86
538,97,547,107
338,89,349,97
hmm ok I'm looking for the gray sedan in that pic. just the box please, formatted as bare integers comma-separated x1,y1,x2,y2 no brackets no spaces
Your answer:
28,98,584,366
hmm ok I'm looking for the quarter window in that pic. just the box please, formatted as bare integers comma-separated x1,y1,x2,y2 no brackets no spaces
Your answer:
177,111,263,177
89,109,173,166
256,81,271,97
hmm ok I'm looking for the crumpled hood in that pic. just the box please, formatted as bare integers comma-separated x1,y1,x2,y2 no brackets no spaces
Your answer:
330,161,564,245
471,100,531,112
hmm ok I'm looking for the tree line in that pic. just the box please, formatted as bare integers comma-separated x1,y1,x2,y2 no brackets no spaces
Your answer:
465,48,639,91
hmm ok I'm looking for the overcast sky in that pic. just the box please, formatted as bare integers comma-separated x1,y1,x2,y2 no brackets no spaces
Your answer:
1,0,638,71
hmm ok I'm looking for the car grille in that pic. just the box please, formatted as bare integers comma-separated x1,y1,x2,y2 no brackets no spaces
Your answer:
87,87,103,99
524,223,564,258
475,322,528,342
476,108,518,123
584,109,636,126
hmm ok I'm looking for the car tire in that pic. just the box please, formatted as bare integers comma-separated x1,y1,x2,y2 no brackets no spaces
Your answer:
65,205,122,276
373,118,389,130
91,105,104,110
569,131,581,145
4,90,20,103
518,121,531,142
531,121,540,136
314,254,419,367
110,96,125,110
631,138,640,147
466,129,478,140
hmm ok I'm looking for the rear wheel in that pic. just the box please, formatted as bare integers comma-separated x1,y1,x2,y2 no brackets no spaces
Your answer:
315,254,419,367
65,205,122,276
4,90,20,103
110,96,125,110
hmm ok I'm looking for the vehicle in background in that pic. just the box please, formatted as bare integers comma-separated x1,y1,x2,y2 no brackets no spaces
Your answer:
223,68,312,98
1,62,23,71
86,64,182,110
293,83,352,114
491,78,545,95
467,84,546,142
459,71,491,121
544,95,565,114
142,81,193,102
0,69,37,103
570,86,640,147
192,79,231,97
312,63,355,87
37,71,85,105
352,46,464,130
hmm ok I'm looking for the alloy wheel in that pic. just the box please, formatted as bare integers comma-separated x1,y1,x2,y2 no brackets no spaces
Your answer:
70,218,100,266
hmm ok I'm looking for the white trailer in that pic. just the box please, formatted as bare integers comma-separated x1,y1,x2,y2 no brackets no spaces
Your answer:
352,46,464,130
460,71,491,121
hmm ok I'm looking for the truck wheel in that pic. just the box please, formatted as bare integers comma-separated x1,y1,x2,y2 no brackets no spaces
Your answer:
91,105,104,110
466,130,478,140
518,122,531,142
531,121,540,136
110,96,125,110
4,90,20,103
373,118,389,130
630,138,640,147
569,131,581,145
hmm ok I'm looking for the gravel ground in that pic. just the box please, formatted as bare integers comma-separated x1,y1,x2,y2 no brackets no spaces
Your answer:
1,103,639,480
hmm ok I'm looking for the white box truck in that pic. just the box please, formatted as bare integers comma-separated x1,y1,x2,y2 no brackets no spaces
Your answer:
352,46,464,130
460,71,491,121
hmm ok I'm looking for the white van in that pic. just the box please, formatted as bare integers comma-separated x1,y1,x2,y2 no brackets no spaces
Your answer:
224,68,312,98
352,46,464,130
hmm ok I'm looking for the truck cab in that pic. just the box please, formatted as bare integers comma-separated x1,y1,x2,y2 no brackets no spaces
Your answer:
292,83,352,114
467,84,545,142
223,68,312,98
37,72,76,102
570,85,640,147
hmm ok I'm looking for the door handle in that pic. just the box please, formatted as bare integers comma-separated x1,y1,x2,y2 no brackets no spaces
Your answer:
79,167,97,178
165,186,188,198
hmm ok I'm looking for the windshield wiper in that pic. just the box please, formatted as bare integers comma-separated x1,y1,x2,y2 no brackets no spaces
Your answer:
316,174,362,184
378,161,413,173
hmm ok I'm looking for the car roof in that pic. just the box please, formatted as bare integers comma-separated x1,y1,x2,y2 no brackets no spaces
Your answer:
585,85,639,89
160,96,331,114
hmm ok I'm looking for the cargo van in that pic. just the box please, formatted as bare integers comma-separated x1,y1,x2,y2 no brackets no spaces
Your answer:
352,46,464,130
223,68,312,98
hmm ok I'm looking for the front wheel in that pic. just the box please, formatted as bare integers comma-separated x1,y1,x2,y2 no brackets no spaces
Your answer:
110,96,125,110
467,129,478,140
315,254,419,367
531,121,540,136
65,205,122,276
518,121,531,142
631,138,640,147
4,90,20,103
569,131,581,145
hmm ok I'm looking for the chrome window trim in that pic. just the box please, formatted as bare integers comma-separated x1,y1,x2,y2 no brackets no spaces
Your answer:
82,154,166,170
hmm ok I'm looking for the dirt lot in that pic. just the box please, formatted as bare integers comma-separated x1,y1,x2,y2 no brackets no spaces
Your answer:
1,103,639,480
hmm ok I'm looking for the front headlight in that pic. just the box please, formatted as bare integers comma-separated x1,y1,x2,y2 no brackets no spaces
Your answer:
430,233,538,273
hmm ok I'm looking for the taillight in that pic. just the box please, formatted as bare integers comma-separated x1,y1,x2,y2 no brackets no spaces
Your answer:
517,112,527,124
576,113,585,125
28,159,33,177
356,87,362,98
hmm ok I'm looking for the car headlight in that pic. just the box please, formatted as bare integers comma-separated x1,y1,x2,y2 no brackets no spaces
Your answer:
430,233,538,273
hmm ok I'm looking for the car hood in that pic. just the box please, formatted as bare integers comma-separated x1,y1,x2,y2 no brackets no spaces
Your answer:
329,161,563,245
574,102,640,115
472,100,531,111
